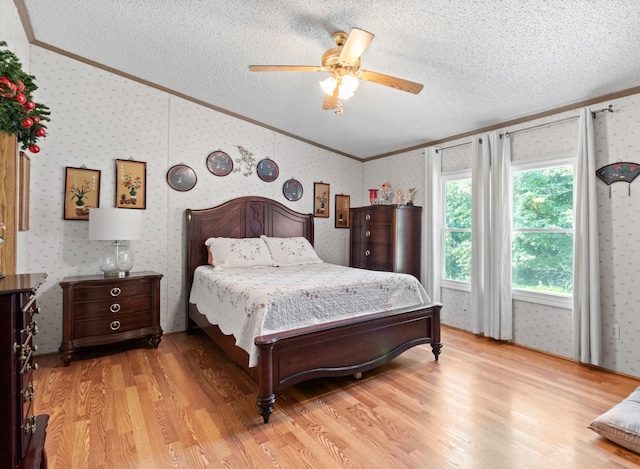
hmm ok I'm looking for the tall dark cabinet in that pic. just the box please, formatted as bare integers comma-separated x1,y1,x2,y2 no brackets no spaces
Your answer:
0,273,48,469
350,205,422,281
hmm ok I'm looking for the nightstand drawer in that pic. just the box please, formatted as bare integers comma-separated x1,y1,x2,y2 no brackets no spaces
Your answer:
73,295,152,320
73,281,152,302
75,312,152,338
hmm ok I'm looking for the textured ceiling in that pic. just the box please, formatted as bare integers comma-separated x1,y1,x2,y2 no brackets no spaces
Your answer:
17,0,640,160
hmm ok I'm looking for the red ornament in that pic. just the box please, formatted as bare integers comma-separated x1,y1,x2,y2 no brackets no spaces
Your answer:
21,117,33,129
35,128,46,137
15,93,27,105
24,101,35,110
0,76,15,97
16,80,25,92
28,144,40,153
32,116,40,123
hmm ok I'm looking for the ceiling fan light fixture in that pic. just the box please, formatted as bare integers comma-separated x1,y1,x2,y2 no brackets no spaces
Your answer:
319,75,359,100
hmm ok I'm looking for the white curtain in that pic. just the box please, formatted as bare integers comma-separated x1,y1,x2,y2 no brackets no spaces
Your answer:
424,146,442,303
471,132,513,339
572,107,601,365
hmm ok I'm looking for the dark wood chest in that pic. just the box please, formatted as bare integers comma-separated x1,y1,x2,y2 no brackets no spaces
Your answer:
349,205,422,281
0,273,48,469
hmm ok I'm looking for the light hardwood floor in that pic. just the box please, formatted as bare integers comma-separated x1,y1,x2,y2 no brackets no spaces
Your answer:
33,326,640,468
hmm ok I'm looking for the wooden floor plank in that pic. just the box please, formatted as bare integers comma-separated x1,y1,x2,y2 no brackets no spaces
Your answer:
33,326,640,468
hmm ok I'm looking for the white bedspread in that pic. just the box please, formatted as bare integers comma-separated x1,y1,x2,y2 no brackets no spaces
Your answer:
189,263,431,367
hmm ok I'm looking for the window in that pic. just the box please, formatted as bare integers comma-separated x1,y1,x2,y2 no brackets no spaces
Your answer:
442,175,472,283
512,163,574,295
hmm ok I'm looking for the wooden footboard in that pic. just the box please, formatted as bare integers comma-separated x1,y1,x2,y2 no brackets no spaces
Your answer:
189,302,442,423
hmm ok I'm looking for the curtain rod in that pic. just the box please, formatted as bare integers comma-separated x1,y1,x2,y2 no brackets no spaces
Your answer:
503,104,613,138
435,139,482,153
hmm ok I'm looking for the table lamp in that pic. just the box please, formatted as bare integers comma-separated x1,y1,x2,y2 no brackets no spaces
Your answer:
89,208,143,277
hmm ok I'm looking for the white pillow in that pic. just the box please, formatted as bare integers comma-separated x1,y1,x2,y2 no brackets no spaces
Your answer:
205,237,274,270
589,386,640,453
261,235,323,266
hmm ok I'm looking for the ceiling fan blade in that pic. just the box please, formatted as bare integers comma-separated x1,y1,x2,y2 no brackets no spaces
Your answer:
322,79,340,110
249,65,324,72
359,70,424,94
339,28,375,65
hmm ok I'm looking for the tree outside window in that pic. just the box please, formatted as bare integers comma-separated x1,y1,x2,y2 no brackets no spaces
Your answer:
512,165,574,294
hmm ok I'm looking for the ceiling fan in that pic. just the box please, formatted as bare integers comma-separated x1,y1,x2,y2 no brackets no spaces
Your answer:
249,28,424,114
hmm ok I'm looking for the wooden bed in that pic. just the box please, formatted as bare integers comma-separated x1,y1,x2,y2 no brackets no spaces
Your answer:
186,196,442,423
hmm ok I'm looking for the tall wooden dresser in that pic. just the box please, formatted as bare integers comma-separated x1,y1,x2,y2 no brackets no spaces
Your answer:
350,204,422,281
0,273,48,469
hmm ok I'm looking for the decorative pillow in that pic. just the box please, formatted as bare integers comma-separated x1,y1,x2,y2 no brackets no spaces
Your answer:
205,237,274,269
261,235,323,266
589,386,640,454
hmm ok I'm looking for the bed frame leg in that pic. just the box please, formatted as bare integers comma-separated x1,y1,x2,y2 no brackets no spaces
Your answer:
257,394,275,423
432,341,443,360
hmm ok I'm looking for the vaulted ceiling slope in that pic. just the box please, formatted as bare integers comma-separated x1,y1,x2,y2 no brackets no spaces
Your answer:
17,1,640,160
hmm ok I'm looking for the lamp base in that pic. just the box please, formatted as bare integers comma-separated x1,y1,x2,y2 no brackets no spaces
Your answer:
99,240,135,278
103,271,130,278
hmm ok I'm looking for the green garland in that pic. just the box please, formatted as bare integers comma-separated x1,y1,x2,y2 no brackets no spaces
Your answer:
0,41,50,152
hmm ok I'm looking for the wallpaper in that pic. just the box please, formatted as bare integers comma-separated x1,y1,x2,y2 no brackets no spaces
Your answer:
19,46,362,355
5,0,640,377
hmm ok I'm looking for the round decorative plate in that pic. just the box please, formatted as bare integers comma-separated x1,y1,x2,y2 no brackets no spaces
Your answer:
206,150,233,177
167,164,197,191
256,158,279,182
282,178,303,201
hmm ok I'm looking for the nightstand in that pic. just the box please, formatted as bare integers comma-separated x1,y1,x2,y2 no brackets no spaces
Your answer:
59,271,163,366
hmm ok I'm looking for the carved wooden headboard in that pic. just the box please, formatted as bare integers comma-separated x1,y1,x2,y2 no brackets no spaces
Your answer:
185,196,314,290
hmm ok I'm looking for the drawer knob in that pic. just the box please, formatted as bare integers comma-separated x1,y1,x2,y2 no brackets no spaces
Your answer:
365,230,371,237
365,214,371,221
110,320,121,331
110,287,122,297
365,250,371,256
110,303,121,313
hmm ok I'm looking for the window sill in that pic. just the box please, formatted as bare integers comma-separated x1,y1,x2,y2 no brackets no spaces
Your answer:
512,288,572,309
440,281,572,309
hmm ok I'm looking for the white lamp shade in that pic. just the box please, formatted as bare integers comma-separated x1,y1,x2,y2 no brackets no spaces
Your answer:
89,208,143,240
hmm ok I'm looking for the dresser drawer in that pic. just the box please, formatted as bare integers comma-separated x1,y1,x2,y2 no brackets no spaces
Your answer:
72,280,152,302
351,243,393,266
73,295,152,320
352,208,394,225
351,223,392,245
75,312,152,338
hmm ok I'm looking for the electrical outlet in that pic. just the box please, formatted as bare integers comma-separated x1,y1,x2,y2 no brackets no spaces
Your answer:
611,324,620,340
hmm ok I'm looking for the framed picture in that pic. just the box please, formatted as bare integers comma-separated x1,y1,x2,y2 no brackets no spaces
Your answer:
63,166,101,220
256,158,279,182
313,182,330,218
19,152,30,231
335,194,350,228
167,164,197,191
116,159,146,209
282,178,303,201
206,150,233,176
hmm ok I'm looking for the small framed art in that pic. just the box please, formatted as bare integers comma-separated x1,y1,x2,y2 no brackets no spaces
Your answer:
313,182,330,218
167,164,197,191
63,166,101,220
335,194,350,228
206,150,233,176
282,178,303,201
116,159,146,209
256,158,279,182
